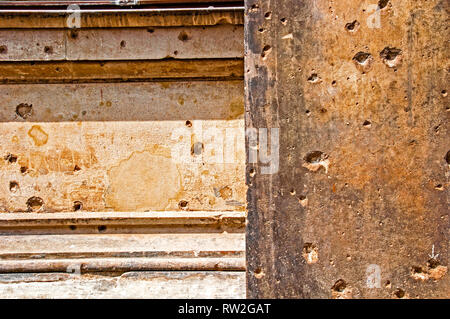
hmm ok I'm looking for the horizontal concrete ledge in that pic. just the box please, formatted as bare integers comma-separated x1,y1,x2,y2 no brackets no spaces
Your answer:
0,231,245,272
0,0,242,7
0,271,246,298
0,8,244,28
0,211,246,226
0,257,245,272
0,59,244,84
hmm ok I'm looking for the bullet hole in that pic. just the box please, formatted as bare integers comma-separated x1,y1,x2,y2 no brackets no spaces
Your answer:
55,67,61,72
363,120,372,127
27,196,44,211
442,90,448,97
120,40,126,48
428,258,440,269
249,168,256,177
380,47,402,67
298,195,308,207
250,4,259,11
185,120,192,127
20,166,28,174
98,225,107,232
290,189,296,195
81,111,87,116
345,20,360,32
4,154,17,163
320,108,328,114
178,200,189,209
191,142,204,156
173,50,178,55
262,44,271,52
254,268,265,279
307,73,320,83
353,52,373,72
332,279,347,292
261,45,272,59
411,266,426,277
411,259,448,281
73,201,83,211
353,52,371,65
305,110,311,115
69,225,77,231
258,28,265,33
16,103,33,119
0,45,7,54
74,165,81,171
264,12,272,19
178,31,190,41
435,184,443,191
393,288,405,299
69,30,79,39
280,17,287,25
331,80,337,86
303,151,330,173
44,46,53,54
445,151,450,165
9,181,19,193
385,280,391,289
147,28,154,33
302,243,318,264
378,0,389,9
305,151,324,163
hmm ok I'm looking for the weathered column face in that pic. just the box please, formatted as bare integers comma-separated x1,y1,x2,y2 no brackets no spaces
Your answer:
245,0,448,298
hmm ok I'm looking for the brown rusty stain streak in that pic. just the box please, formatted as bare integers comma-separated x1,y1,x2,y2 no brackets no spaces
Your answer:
105,149,182,212
0,59,244,84
227,98,245,120
0,10,244,29
14,148,98,174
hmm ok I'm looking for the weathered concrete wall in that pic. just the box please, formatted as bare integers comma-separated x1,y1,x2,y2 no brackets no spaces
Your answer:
0,9,246,298
0,23,245,214
0,82,245,212
246,0,448,298
0,272,246,299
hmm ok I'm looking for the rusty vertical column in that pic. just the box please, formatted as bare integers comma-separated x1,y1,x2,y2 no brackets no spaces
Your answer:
245,0,448,298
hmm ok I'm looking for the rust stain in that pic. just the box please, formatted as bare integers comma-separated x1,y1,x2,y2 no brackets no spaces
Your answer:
228,98,245,120
105,151,182,211
218,186,233,200
17,147,97,175
27,125,48,146
177,96,185,106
